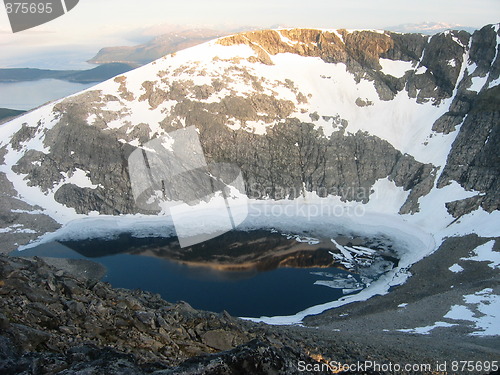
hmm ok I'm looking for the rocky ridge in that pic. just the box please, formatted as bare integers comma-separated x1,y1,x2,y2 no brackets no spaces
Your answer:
1,25,498,235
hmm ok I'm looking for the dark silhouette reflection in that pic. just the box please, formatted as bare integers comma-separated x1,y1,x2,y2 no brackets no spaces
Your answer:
11,229,399,317
58,230,340,272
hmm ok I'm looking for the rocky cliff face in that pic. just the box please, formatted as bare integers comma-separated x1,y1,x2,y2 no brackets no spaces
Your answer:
0,24,499,249
437,86,500,215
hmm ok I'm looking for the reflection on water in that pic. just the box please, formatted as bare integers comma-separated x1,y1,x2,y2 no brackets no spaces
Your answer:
57,230,341,272
11,229,397,318
0,80,95,110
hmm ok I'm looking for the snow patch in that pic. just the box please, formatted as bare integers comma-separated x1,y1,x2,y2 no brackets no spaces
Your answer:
87,113,97,125
461,240,499,269
397,321,457,335
364,178,409,214
243,120,269,135
448,263,464,273
469,75,487,92
0,225,37,234
444,288,500,336
59,168,99,189
451,35,467,48
379,59,413,78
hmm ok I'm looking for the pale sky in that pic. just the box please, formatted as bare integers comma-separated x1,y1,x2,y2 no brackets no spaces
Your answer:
0,0,499,68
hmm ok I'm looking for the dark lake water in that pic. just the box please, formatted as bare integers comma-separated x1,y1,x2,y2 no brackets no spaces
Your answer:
11,230,394,318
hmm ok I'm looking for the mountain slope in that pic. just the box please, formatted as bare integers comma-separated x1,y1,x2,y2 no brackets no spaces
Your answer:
1,26,498,219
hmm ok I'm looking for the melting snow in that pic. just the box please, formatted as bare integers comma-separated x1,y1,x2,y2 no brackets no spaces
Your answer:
397,321,458,335
461,240,499,269
451,35,467,48
448,263,464,273
399,288,500,336
444,288,500,336
87,114,97,125
0,225,37,234
379,58,413,78
469,75,487,92
59,168,99,189
277,31,298,46
447,58,457,67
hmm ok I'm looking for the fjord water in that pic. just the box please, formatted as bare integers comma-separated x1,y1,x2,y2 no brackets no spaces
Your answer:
10,230,385,318
0,80,94,110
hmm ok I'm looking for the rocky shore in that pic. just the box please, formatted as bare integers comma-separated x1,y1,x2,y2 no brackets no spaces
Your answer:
0,255,314,374
1,245,499,374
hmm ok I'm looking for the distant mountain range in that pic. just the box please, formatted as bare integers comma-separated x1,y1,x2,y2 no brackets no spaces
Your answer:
385,21,477,34
88,29,229,65
0,63,136,84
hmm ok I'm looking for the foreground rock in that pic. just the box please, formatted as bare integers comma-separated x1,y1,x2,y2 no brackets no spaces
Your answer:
1,252,499,375
0,255,349,375
0,338,319,375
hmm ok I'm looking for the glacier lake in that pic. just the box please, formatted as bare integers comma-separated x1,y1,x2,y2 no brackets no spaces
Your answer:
10,230,397,318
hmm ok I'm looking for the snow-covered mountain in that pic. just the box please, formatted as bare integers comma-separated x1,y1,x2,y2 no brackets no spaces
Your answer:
0,24,498,324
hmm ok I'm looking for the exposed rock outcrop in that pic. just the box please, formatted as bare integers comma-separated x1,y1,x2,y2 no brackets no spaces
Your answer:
438,86,500,216
218,28,475,104
0,255,260,367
